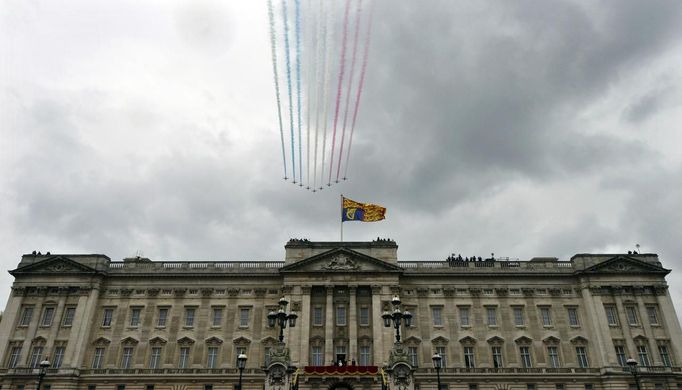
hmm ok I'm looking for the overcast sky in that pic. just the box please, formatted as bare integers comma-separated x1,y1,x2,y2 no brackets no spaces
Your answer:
2,0,682,321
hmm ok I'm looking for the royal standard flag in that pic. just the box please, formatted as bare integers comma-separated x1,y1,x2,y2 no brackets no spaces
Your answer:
342,197,386,222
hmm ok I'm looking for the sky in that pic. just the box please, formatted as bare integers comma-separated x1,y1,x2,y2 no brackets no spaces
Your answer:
2,0,682,321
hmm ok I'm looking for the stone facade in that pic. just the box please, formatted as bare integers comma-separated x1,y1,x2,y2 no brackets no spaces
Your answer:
1,239,681,390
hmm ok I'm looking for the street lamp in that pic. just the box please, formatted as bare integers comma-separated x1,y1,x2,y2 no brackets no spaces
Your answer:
267,297,298,343
36,359,50,390
237,353,248,390
432,353,442,390
626,358,641,390
382,295,412,343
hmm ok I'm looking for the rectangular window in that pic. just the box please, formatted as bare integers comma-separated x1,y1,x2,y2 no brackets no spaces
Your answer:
615,345,627,366
576,347,589,368
626,306,639,325
336,306,347,326
149,347,162,369
459,307,470,326
567,308,580,326
359,307,370,326
264,346,271,366
92,348,105,369
659,345,672,367
121,347,134,369
212,308,223,327
556,385,565,390
117,385,125,390
179,347,190,368
7,346,22,368
53,346,65,368
520,346,532,368
29,346,43,368
239,308,250,327
408,346,418,366
102,308,114,327
19,307,34,326
130,308,141,327
207,347,219,368
513,307,524,326
313,307,323,326
41,307,55,327
88,386,96,390
185,308,195,327
548,346,560,368
359,346,371,366
311,346,323,366
527,385,536,390
605,306,619,326
205,386,213,390
647,307,660,325
540,307,552,326
436,346,448,368
62,307,76,326
235,347,246,365
492,346,503,368
146,386,154,390
486,307,497,326
158,308,168,327
432,307,443,326
463,346,474,368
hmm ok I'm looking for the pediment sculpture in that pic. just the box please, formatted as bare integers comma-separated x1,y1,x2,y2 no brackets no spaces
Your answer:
321,254,360,270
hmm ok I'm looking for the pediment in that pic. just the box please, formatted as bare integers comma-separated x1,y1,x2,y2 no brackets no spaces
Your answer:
177,337,195,345
149,337,167,345
487,336,504,344
205,337,223,345
570,336,588,345
515,336,532,345
280,248,403,273
10,256,100,276
92,337,111,346
579,256,669,275
121,337,139,345
233,336,251,345
543,336,560,344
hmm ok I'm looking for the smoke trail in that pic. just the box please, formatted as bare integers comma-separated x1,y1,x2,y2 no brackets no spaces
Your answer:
295,0,303,186
343,2,373,179
327,0,351,185
312,0,325,191
267,0,288,179
305,0,313,189
282,0,296,182
335,0,362,182
319,0,336,189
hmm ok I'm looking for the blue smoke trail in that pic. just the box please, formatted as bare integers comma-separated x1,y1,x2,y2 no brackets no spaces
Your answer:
282,0,296,183
267,0,288,179
295,0,303,186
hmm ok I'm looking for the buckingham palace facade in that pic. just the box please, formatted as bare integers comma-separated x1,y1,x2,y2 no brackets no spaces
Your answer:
1,239,681,390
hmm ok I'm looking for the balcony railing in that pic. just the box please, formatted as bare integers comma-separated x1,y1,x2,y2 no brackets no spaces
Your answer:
399,261,574,271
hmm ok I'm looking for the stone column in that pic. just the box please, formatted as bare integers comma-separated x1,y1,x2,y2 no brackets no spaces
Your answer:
286,287,301,364
325,285,334,364
580,286,610,367
655,287,682,364
299,286,312,365
68,287,101,369
349,285,358,362
0,287,25,362
614,292,637,357
44,291,67,358
371,285,384,365
635,291,658,364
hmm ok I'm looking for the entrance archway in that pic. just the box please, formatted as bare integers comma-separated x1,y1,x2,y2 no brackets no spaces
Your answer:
329,381,354,390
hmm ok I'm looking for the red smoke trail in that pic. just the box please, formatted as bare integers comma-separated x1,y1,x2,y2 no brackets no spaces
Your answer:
327,0,351,186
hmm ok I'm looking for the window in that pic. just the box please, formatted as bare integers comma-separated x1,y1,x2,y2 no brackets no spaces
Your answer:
463,346,474,368
436,346,448,368
486,307,497,326
117,385,125,390
432,307,443,326
584,385,593,390
605,306,619,326
336,306,347,326
121,347,134,369
513,307,524,326
239,308,250,327
311,346,323,366
659,345,672,367
53,346,65,368
235,347,247,365
626,306,639,326
62,307,76,326
130,308,141,327
41,307,55,327
408,346,418,366
576,347,589,368
359,346,371,366
556,385,565,390
469,385,477,390
7,346,22,368
547,346,560,368
29,346,44,368
520,346,532,368
647,307,659,325
212,308,223,327
19,307,34,326
264,346,271,366
492,346,503,368
157,308,168,327
313,307,323,326
207,347,219,368
359,307,370,326
146,386,155,390
637,345,650,366
102,308,114,327
453,307,467,328
615,345,627,366
179,347,190,368
540,307,552,326
185,308,196,327
527,385,536,390
92,348,105,369
205,386,213,390
567,308,580,326
88,386,96,390
149,347,162,369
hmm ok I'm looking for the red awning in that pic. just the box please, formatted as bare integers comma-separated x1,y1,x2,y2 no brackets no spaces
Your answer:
303,366,379,375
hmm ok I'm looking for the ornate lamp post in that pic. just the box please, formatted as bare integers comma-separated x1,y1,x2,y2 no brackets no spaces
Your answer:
36,359,50,390
237,353,248,390
267,297,298,343
432,353,443,390
626,358,642,390
382,295,413,343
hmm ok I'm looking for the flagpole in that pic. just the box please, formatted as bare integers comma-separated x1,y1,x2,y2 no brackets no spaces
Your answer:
340,194,344,242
